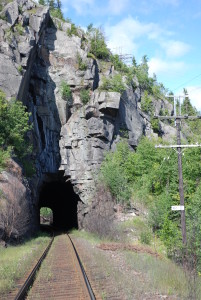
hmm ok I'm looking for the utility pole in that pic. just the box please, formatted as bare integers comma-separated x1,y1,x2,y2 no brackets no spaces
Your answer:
154,95,201,246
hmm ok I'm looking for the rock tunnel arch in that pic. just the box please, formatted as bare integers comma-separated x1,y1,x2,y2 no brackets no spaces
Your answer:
38,173,80,230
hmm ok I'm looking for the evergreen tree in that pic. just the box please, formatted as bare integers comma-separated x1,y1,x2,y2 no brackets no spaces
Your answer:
39,0,46,5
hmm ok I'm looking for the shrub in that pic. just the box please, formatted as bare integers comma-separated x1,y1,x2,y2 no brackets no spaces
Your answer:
80,89,90,104
67,23,79,37
15,23,24,35
151,117,160,134
0,13,7,21
141,91,153,113
0,147,11,171
87,52,96,60
5,28,13,42
60,81,72,103
0,91,31,158
77,53,87,71
18,65,23,74
87,25,110,60
100,141,131,205
99,74,126,94
50,8,64,21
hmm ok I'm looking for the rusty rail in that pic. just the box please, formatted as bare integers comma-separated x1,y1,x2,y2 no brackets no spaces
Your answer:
14,231,96,299
14,232,54,300
67,234,96,300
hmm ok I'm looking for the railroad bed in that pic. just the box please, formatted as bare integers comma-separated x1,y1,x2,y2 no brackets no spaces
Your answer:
8,234,99,300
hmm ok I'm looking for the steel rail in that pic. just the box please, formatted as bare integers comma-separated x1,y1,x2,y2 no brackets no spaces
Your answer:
67,234,96,300
14,232,54,300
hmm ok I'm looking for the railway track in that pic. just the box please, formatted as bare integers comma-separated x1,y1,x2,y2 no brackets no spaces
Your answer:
13,233,96,300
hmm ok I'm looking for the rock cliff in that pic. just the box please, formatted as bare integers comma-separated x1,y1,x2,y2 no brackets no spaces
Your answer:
0,0,174,233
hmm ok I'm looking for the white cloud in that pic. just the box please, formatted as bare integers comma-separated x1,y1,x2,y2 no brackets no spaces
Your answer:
148,57,186,77
108,0,130,15
62,0,94,15
160,40,191,58
105,16,164,54
184,86,201,111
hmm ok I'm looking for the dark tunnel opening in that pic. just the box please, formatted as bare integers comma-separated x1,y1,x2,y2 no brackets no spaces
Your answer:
39,179,80,230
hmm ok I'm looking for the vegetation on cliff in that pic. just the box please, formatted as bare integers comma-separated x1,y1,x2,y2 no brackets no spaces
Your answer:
0,90,32,170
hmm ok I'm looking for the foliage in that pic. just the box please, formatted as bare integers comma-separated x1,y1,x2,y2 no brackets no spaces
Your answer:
140,230,152,245
0,12,7,21
40,207,52,218
5,27,13,43
150,117,160,134
99,74,126,94
87,52,96,60
67,23,79,37
141,91,153,113
86,24,110,60
180,92,201,138
100,134,201,271
50,8,64,20
15,23,24,35
39,0,46,5
110,54,129,74
130,55,154,93
152,81,167,99
100,141,131,205
40,0,64,20
0,148,11,171
17,65,23,74
77,52,87,71
80,89,90,104
186,183,201,272
60,81,72,103
0,90,31,162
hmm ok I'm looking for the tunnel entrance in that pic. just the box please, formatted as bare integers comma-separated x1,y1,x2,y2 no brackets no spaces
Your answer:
39,176,80,230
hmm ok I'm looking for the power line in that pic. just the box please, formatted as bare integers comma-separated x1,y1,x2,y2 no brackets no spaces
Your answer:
172,73,201,92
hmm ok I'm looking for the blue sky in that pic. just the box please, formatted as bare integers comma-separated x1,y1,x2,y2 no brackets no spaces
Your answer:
60,0,201,111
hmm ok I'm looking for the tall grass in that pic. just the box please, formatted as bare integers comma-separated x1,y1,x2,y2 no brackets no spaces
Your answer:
0,233,50,296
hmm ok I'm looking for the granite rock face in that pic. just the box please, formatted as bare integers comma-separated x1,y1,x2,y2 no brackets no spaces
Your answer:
0,0,174,231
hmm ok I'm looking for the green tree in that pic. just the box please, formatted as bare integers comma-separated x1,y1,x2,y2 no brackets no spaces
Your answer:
47,0,64,20
100,141,131,205
110,54,129,73
0,90,31,166
87,25,110,60
136,55,153,93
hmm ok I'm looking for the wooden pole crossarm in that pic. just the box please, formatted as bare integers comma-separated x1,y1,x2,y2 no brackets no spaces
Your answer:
154,115,201,120
155,144,201,149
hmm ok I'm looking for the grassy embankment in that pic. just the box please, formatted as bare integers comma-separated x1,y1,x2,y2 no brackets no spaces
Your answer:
0,232,51,297
71,217,201,300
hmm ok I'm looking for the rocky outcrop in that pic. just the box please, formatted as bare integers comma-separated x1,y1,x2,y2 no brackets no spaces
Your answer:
0,0,174,233
0,159,34,241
